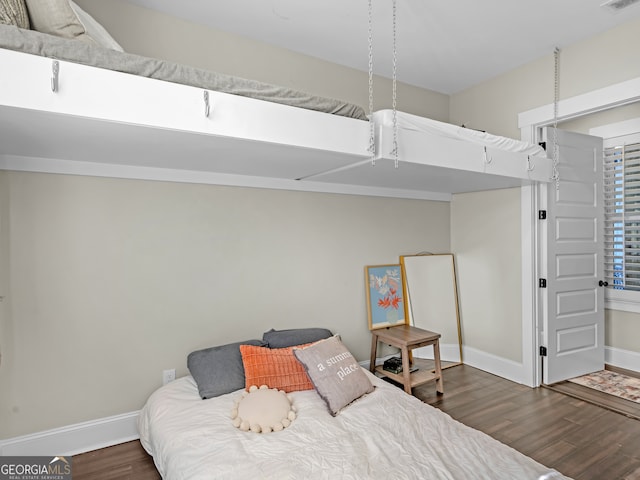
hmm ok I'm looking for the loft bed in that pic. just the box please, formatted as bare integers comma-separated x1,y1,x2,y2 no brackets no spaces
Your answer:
0,22,553,200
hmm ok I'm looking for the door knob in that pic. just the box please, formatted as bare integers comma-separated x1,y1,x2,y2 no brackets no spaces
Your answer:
598,280,609,287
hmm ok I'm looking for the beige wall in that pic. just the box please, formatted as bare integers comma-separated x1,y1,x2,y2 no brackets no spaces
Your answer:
606,310,640,353
559,102,640,135
75,0,449,123
450,17,640,140
0,172,449,438
451,188,522,363
450,18,640,361
0,1,452,438
4,0,640,440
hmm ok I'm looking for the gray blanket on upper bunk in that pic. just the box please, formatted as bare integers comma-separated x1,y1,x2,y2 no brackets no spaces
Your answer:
0,24,368,120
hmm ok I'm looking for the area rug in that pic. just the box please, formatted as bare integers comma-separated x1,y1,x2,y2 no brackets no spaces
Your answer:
568,370,640,404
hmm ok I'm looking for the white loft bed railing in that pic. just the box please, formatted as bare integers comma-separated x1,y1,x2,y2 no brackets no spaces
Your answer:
0,25,553,200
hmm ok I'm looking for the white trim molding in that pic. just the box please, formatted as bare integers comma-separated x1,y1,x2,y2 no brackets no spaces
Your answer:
0,411,139,457
361,343,462,370
606,346,640,373
518,76,640,135
590,117,640,140
363,346,531,386
461,346,530,386
606,290,640,314
521,184,539,388
409,344,463,364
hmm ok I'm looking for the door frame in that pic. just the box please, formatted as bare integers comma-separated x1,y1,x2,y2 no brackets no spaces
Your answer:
518,76,640,387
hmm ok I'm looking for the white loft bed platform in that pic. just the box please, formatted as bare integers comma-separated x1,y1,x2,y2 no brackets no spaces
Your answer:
0,25,553,201
308,110,552,196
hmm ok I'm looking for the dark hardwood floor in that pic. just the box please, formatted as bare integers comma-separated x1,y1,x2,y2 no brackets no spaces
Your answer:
72,440,161,480
413,364,640,480
542,365,640,421
73,364,640,479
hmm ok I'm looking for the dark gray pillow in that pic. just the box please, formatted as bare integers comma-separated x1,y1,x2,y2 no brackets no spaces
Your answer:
262,328,333,348
187,339,264,399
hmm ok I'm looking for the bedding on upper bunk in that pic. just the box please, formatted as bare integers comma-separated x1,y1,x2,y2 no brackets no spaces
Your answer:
372,109,546,157
0,23,368,120
138,369,570,480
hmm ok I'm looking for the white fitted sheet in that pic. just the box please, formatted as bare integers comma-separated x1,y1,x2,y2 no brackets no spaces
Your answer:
138,371,570,480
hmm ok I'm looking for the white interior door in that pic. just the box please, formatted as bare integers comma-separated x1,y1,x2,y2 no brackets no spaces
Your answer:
540,128,605,385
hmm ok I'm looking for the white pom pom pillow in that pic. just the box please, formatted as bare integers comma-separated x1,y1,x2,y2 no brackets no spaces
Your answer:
231,385,296,434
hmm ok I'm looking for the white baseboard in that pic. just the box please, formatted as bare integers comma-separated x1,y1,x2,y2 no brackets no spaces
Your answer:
457,346,640,385
365,345,640,390
451,346,640,386
0,411,140,457
362,343,462,369
363,344,529,386
605,346,640,372
409,343,462,364
461,346,528,385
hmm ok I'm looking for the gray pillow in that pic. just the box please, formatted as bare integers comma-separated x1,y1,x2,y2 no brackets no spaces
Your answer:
0,0,30,28
24,0,123,51
293,335,374,416
262,327,332,348
187,339,265,399
25,0,87,40
68,1,123,51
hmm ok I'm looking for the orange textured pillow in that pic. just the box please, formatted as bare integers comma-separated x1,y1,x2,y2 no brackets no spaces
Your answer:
239,343,314,393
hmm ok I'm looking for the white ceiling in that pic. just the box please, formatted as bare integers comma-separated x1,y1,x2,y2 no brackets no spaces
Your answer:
123,0,640,94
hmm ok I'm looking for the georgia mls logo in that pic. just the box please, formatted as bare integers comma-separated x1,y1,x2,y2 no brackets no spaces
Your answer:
0,456,72,480
49,457,71,474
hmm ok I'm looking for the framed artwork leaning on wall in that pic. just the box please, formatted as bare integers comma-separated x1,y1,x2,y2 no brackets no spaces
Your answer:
365,264,407,330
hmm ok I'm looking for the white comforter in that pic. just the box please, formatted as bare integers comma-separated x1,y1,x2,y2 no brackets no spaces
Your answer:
138,372,570,480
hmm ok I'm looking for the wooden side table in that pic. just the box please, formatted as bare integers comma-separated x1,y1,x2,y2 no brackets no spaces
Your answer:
369,324,443,395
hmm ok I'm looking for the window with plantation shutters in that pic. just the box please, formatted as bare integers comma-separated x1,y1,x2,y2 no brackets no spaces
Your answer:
603,134,640,291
